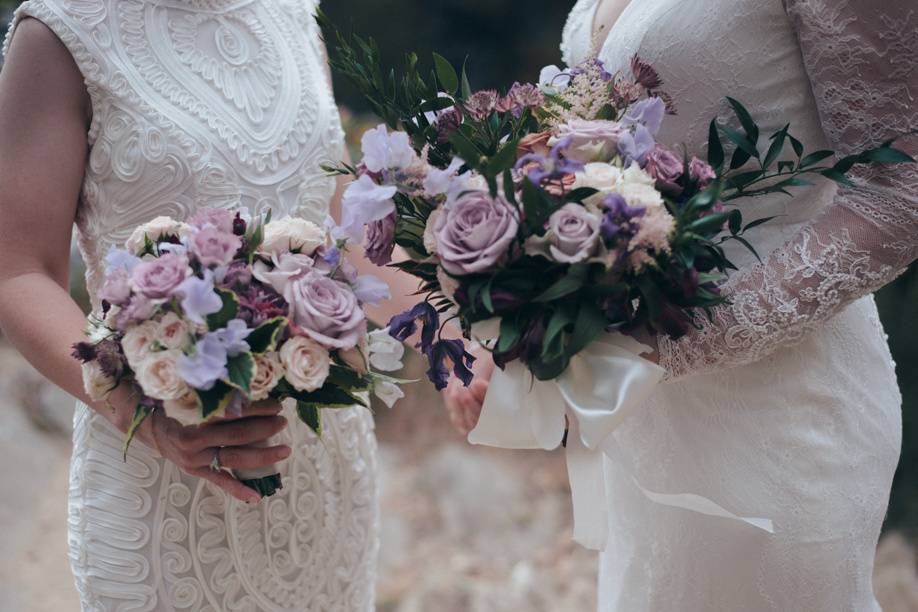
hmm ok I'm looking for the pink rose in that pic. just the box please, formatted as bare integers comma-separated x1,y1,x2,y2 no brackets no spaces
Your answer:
434,191,519,276
689,157,716,187
188,208,235,233
284,271,366,349
645,145,684,196
100,268,132,305
131,253,190,299
189,226,242,267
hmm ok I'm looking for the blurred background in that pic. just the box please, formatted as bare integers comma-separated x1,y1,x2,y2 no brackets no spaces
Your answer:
0,0,916,610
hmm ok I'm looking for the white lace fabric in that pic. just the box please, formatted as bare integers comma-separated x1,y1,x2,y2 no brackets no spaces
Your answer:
658,0,918,380
3,1,379,610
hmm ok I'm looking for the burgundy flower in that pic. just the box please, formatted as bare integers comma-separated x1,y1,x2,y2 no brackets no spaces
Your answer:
630,54,663,90
463,90,500,121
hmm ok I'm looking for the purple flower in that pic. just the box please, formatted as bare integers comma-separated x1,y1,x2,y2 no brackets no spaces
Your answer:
284,271,366,349
617,124,656,167
211,319,251,357
644,145,685,195
364,212,396,266
115,294,159,330
131,253,191,299
630,54,663,90
497,82,544,116
176,271,224,326
189,226,243,267
388,302,438,353
237,284,288,326
516,136,585,184
542,203,602,263
600,194,645,242
189,208,235,233
105,247,142,275
176,334,228,391
361,124,418,173
322,246,341,267
622,97,666,136
434,191,520,276
423,157,465,197
689,157,717,187
553,119,626,163
463,90,500,121
352,274,391,306
338,174,398,242
100,268,132,305
425,339,475,390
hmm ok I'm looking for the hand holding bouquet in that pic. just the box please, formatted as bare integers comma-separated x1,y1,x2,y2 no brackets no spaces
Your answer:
73,207,407,497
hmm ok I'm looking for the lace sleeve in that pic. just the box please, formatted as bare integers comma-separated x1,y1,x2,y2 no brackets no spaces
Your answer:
657,0,918,381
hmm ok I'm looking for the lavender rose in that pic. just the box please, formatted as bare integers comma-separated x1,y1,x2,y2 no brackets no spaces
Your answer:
100,268,132,305
552,119,625,163
689,157,716,187
364,212,396,266
284,271,366,349
526,203,601,263
189,226,242,267
434,191,519,276
189,208,235,233
645,145,684,195
131,253,190,299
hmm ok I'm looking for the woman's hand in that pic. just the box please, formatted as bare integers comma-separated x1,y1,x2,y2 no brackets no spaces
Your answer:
443,347,495,435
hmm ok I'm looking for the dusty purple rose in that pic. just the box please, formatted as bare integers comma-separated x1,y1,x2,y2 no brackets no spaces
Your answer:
365,212,396,266
463,90,499,121
689,157,716,187
189,226,242,267
284,271,366,349
116,294,159,330
131,253,190,299
100,268,132,305
645,145,684,195
545,203,601,263
554,119,625,163
434,191,519,276
189,208,235,233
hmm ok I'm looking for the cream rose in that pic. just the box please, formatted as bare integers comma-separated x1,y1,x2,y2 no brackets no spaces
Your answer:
125,216,191,254
158,312,190,351
163,389,204,426
614,162,664,209
135,350,189,401
261,218,325,256
280,336,331,392
122,320,160,369
82,361,116,402
250,352,285,401
572,162,624,207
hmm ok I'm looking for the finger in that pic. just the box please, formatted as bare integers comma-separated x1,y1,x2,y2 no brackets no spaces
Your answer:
191,444,292,471
462,403,482,434
241,400,285,418
188,466,262,504
185,416,288,451
470,379,489,404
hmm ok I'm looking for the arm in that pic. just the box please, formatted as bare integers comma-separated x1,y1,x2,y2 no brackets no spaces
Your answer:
0,20,288,502
657,0,917,380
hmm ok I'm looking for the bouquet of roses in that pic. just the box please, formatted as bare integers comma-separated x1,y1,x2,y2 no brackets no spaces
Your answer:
319,15,910,387
73,207,407,497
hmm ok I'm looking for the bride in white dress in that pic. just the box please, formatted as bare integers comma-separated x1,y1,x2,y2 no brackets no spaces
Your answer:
446,0,916,609
0,0,382,609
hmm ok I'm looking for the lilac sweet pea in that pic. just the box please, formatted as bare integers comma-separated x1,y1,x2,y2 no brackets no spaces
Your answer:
211,319,251,357
617,124,656,167
622,97,666,136
361,124,418,173
176,334,228,391
352,274,391,306
538,65,571,93
105,247,142,275
338,175,398,241
516,136,585,184
176,271,224,325
423,157,465,197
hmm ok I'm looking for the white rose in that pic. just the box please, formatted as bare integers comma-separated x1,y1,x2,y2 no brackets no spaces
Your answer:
615,162,664,208
423,209,441,254
125,216,191,254
280,336,331,392
163,389,204,427
261,218,326,256
135,350,189,401
158,312,191,351
373,379,404,408
367,329,405,372
82,361,116,402
250,352,285,401
122,320,160,369
572,163,624,207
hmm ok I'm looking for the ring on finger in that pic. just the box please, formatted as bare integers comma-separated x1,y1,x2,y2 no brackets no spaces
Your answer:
209,447,222,472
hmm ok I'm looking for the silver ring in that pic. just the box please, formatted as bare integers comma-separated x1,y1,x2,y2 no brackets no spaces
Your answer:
209,448,222,472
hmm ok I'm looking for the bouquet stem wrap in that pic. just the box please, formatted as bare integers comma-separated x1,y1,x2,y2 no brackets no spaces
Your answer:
468,331,774,550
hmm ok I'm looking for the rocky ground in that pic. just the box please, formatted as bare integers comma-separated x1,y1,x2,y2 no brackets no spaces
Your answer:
0,343,916,611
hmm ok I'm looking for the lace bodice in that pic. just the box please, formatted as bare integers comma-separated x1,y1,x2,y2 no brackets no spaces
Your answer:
563,0,917,381
2,0,345,307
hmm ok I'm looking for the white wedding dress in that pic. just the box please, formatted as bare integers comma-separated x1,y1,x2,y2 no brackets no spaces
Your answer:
3,1,379,610
561,0,916,610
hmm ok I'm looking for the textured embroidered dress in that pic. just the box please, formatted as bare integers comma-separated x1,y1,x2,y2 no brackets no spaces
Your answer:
2,1,379,610
561,0,916,610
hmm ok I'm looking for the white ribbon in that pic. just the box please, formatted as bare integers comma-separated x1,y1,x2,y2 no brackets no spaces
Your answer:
468,329,774,550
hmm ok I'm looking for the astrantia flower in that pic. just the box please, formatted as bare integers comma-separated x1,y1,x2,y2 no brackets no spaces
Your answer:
630,54,664,90
497,82,544,116
361,124,419,173
236,283,288,327
463,90,500,121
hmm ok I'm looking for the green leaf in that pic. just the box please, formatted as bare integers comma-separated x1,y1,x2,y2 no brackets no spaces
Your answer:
296,401,322,436
799,150,835,168
762,125,788,169
481,277,495,313
226,352,255,395
534,265,587,302
726,97,759,144
568,301,607,357
432,53,459,94
728,209,743,235
284,383,367,408
521,178,556,233
460,58,472,99
789,135,804,158
487,138,520,175
207,289,239,330
448,130,482,168
327,363,372,391
707,119,725,171
743,215,780,232
719,125,758,157
864,147,916,164
542,305,576,360
196,380,235,420
497,315,523,354
685,213,729,236
247,317,287,354
563,187,600,203
122,404,154,461
821,169,854,187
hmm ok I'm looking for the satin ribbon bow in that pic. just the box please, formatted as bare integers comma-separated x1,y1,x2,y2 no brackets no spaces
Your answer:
468,330,774,551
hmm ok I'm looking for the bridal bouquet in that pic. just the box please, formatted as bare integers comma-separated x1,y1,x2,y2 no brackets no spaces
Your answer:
72,207,407,497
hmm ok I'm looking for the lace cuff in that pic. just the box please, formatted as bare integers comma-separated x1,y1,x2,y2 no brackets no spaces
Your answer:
659,0,917,381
